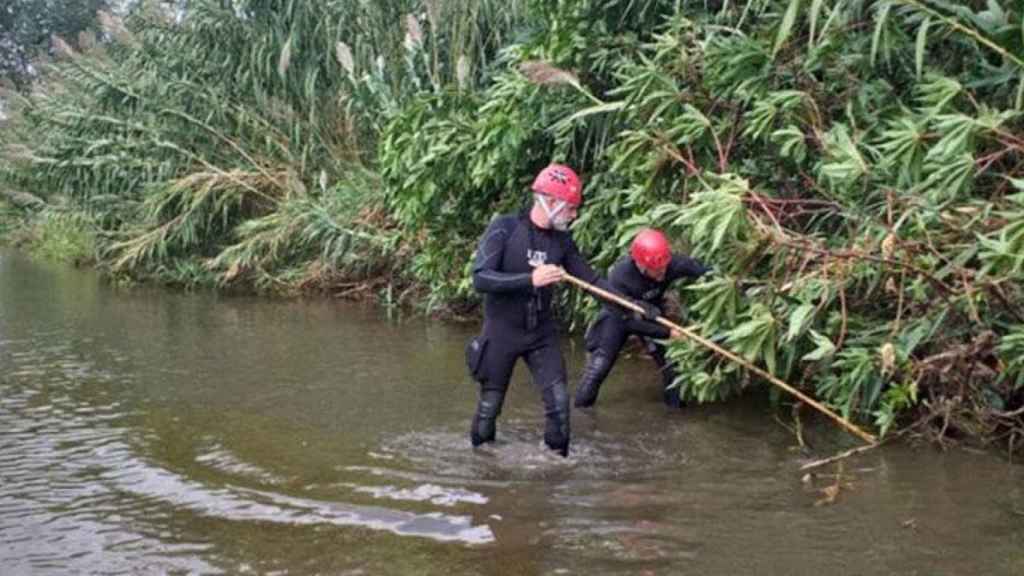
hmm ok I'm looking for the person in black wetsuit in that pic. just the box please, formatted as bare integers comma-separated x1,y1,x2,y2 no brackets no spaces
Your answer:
465,164,648,457
573,228,710,409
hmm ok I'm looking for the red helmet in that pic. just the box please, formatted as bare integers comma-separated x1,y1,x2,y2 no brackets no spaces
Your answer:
531,164,582,206
631,228,672,271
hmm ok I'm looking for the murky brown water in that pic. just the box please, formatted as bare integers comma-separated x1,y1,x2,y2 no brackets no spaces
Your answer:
0,249,1021,575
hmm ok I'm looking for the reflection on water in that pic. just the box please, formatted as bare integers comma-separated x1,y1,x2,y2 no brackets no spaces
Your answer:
0,250,1022,575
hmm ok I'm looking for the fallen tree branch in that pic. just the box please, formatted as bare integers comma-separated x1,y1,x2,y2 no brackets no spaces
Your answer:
800,442,885,471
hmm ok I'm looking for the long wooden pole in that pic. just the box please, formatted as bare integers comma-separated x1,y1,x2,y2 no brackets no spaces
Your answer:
562,273,877,444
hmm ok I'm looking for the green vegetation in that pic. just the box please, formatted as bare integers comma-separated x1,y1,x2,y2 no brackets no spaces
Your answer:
0,199,17,241
25,209,97,264
2,0,1023,446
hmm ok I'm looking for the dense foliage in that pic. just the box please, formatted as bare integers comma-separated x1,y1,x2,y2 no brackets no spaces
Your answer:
2,0,1023,444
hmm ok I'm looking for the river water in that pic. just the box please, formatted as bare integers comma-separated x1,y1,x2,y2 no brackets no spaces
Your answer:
0,250,1020,575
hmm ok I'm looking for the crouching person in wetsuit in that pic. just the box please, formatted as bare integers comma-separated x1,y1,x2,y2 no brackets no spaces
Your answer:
574,228,710,409
466,164,624,457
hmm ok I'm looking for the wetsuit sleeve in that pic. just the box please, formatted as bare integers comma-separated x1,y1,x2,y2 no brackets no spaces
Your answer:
471,219,533,294
607,257,671,339
561,237,617,294
624,317,671,340
666,254,710,283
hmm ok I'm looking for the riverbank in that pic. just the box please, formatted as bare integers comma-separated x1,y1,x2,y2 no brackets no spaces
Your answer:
2,211,1023,457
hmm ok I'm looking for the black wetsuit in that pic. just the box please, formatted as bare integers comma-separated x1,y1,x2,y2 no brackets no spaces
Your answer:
573,254,708,408
466,210,613,456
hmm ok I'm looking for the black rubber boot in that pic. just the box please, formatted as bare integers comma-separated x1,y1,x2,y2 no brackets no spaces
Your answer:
542,381,570,457
470,387,505,446
655,360,679,405
650,343,683,409
573,350,613,408
662,383,683,408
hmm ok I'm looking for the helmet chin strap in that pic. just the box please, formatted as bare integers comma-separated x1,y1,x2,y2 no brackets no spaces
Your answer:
537,195,571,231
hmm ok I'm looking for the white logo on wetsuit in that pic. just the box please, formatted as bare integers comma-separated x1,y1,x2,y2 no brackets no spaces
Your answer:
527,249,548,268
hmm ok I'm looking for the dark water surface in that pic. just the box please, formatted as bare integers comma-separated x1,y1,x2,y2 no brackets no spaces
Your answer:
0,250,1020,575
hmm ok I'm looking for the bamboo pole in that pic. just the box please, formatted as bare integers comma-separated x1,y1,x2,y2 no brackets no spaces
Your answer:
562,273,878,445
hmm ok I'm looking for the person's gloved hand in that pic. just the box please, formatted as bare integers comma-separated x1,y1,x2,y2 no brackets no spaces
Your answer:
699,264,715,277
636,301,661,322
